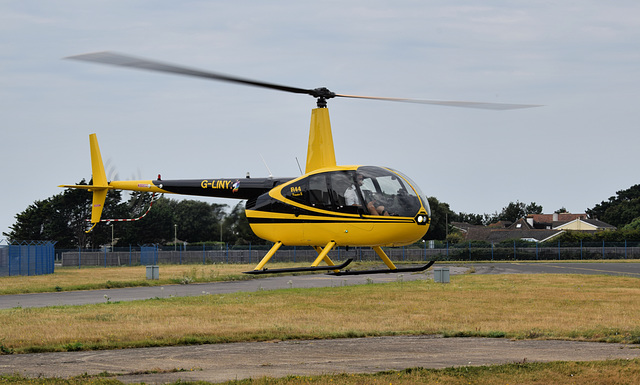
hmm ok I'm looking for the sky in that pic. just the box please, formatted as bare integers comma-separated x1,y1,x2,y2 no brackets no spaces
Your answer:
2,1,640,238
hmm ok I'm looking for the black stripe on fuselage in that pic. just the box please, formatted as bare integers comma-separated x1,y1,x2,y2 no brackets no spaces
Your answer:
152,177,292,200
247,214,415,225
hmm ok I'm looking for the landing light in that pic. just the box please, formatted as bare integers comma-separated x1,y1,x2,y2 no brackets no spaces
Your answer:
414,214,429,225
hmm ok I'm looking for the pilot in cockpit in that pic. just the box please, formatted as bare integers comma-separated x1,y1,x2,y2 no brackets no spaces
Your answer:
345,174,389,216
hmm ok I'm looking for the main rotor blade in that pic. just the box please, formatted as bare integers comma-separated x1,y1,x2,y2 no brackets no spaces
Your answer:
67,51,541,110
66,51,316,96
334,94,542,110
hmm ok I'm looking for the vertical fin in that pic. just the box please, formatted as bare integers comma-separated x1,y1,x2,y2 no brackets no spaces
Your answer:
87,134,109,232
89,133,108,187
305,108,337,173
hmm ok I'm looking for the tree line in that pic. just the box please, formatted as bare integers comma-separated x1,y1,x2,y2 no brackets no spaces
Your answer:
428,184,640,243
4,180,261,249
5,181,640,248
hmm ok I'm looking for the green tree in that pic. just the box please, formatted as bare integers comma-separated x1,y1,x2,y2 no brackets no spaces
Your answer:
454,212,486,226
587,184,640,228
495,201,542,223
174,199,227,243
622,217,640,231
425,197,455,240
4,180,126,248
223,201,264,245
117,196,177,245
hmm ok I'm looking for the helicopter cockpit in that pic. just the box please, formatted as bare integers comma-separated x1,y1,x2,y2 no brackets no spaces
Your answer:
280,166,430,219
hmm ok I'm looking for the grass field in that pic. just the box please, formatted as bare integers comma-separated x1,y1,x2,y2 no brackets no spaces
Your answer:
0,264,255,295
1,262,640,384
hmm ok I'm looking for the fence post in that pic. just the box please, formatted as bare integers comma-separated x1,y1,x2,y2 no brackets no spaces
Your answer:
513,240,517,261
34,242,38,276
78,247,81,269
602,240,605,260
580,240,583,260
535,242,539,260
203,243,206,264
625,240,627,259
7,244,11,276
558,241,561,260
491,242,494,261
26,242,30,276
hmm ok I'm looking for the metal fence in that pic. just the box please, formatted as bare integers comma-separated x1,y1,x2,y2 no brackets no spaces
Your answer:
0,240,56,277
439,240,640,261
58,240,640,268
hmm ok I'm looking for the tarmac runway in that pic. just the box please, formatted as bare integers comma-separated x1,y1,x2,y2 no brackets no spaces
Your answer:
3,262,639,310
1,336,639,384
1,262,639,383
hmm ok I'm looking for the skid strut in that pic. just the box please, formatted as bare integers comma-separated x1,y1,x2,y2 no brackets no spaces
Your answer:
245,240,351,275
244,242,435,276
327,260,435,276
328,246,435,276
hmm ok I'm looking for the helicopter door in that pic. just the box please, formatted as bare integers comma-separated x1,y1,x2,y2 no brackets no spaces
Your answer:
282,174,331,211
283,171,368,216
307,174,331,210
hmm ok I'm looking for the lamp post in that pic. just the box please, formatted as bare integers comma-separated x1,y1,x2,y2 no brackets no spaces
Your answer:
174,224,177,251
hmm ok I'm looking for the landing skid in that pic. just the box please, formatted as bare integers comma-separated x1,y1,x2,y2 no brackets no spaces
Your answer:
244,258,353,275
326,260,435,276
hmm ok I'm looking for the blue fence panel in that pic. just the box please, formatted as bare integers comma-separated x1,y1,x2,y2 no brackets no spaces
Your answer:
0,240,55,277
140,245,158,265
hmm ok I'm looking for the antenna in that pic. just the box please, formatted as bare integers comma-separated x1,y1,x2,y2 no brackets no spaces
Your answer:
295,157,303,175
259,153,273,178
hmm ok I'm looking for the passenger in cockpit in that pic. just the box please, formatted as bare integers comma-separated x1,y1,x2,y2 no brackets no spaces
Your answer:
367,193,389,216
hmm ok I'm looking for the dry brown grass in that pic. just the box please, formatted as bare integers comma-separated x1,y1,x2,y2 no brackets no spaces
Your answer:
231,359,640,385
0,264,256,295
2,274,640,354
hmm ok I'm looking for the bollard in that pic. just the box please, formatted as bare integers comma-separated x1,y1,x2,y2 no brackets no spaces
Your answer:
434,267,450,283
146,265,159,280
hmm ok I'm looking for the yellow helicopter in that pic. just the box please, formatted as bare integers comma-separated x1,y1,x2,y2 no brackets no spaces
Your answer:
60,52,539,275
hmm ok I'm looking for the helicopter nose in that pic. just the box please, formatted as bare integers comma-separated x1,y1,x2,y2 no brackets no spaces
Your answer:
414,213,429,225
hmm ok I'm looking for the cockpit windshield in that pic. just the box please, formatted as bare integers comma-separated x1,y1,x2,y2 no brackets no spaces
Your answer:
356,166,423,217
282,166,424,217
385,167,431,217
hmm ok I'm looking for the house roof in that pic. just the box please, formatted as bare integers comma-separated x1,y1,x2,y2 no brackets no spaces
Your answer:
528,213,587,224
464,227,562,243
450,221,484,233
507,218,534,230
554,218,617,231
454,213,615,244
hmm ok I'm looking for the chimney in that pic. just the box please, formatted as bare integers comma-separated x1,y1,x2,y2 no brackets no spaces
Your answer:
553,213,559,222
